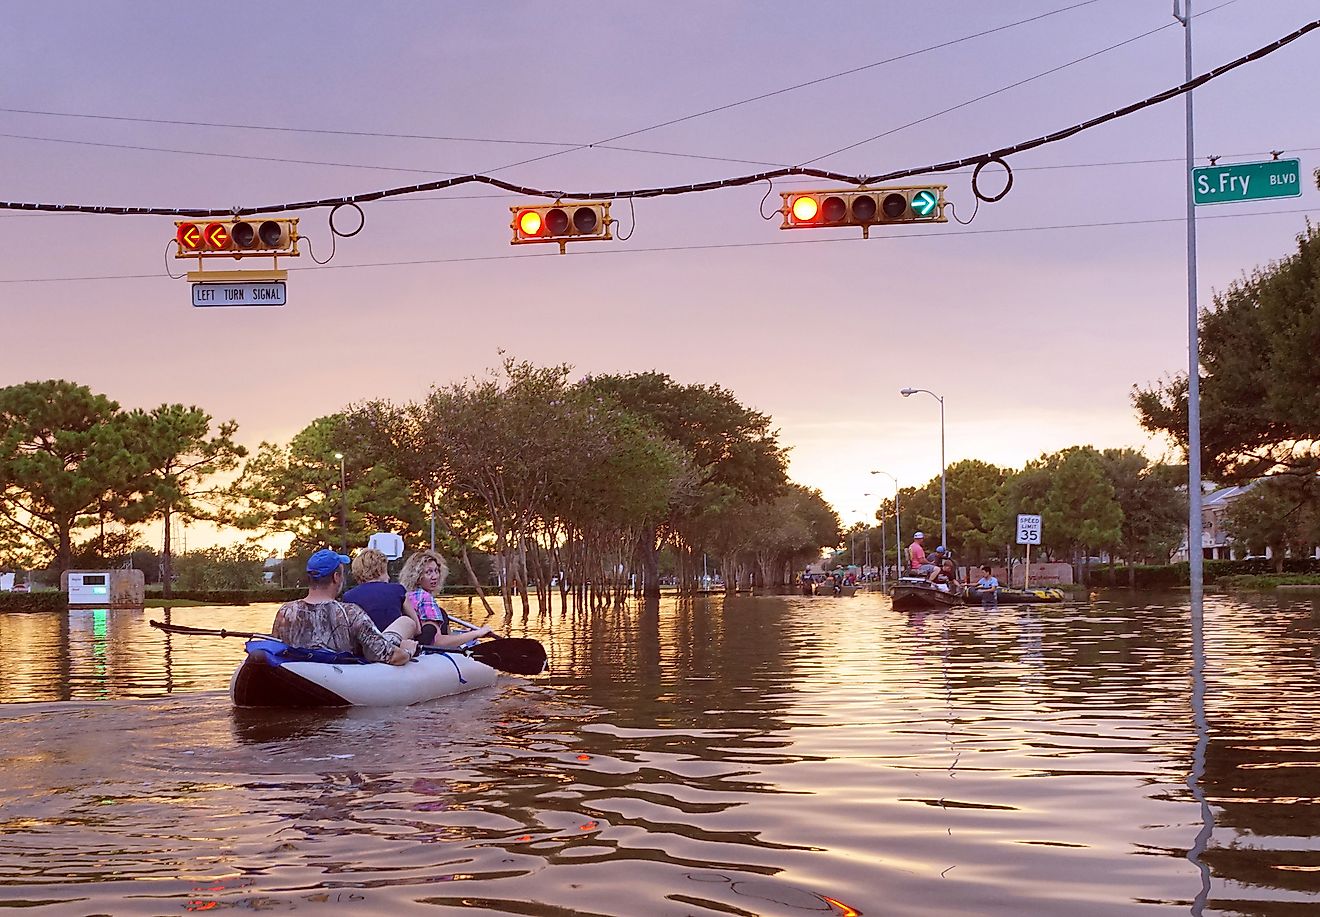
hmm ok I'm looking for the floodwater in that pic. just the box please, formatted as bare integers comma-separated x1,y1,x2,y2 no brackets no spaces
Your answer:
0,592,1317,916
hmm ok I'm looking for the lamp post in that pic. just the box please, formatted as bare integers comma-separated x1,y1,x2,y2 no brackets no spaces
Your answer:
870,470,901,582
900,388,946,549
334,452,347,554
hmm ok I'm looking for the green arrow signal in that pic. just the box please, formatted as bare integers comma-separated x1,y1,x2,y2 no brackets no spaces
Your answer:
911,190,938,217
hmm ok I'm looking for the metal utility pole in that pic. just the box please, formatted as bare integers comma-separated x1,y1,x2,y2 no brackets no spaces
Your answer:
1174,0,1204,602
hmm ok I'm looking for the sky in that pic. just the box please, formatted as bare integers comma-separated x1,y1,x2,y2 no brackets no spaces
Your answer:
2,0,1317,542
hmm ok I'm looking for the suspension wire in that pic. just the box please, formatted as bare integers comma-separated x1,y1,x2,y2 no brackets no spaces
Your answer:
0,18,1314,219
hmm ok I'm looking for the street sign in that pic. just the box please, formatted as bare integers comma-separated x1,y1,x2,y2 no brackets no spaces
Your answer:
192,281,286,307
1192,158,1302,205
1016,513,1041,545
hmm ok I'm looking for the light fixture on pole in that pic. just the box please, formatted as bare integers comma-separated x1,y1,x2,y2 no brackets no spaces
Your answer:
870,470,901,584
334,452,347,555
899,388,946,549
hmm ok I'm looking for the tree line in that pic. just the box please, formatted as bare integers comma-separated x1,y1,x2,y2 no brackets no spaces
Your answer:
0,363,841,606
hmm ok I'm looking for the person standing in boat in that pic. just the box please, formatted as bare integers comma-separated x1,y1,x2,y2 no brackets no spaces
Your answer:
399,549,496,650
342,547,421,633
272,549,419,665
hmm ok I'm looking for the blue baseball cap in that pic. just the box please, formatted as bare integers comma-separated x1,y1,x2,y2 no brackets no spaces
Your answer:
307,549,351,579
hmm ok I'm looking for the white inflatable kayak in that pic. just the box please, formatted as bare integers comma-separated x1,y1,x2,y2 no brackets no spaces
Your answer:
230,638,498,707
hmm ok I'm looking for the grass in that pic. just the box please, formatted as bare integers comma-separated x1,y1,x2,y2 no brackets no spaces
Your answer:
144,598,210,608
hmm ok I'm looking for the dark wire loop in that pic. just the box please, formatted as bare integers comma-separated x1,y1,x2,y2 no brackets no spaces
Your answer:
947,195,980,226
971,157,1013,203
329,202,365,237
613,197,636,241
758,179,779,220
163,240,186,279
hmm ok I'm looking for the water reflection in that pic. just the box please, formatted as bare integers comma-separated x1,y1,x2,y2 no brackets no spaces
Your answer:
0,594,1318,913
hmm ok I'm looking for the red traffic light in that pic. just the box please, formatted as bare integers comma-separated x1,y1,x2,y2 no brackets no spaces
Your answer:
510,201,612,252
203,222,230,249
176,223,202,251
174,216,300,259
780,186,947,237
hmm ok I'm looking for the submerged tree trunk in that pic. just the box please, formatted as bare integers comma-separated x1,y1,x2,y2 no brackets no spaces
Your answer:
459,545,497,616
638,526,661,599
162,504,173,599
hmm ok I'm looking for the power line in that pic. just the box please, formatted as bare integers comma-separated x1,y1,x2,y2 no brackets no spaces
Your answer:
0,0,1106,167
802,9,1188,165
3,205,1312,285
0,19,1314,218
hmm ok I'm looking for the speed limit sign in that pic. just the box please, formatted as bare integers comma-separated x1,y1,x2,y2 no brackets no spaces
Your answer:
1016,514,1041,545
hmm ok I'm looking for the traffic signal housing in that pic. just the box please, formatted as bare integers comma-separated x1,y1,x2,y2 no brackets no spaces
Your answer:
174,217,300,259
511,201,612,253
780,186,947,237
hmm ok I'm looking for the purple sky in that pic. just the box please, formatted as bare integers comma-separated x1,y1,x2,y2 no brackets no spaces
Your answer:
3,1,1316,536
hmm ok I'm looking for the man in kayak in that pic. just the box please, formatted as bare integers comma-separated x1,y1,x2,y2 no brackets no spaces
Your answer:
272,549,420,665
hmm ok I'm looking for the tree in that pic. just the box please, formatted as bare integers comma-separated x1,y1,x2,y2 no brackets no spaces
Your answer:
129,404,246,597
1134,223,1320,482
0,380,150,572
1224,478,1318,571
584,371,788,596
229,414,424,559
1099,448,1186,579
1043,447,1123,571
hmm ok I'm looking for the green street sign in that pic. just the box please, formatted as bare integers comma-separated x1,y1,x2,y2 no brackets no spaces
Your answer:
1192,158,1302,205
911,189,939,217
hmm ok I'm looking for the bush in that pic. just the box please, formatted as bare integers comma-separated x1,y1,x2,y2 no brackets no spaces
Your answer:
0,592,66,613
1084,556,1320,588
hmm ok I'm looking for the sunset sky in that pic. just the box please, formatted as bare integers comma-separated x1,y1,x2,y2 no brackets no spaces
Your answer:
3,1,1316,541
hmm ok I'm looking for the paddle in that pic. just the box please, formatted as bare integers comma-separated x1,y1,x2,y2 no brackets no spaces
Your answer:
148,619,548,676
438,612,549,676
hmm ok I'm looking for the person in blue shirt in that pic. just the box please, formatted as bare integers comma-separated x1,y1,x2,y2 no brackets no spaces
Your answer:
975,564,999,609
342,548,421,633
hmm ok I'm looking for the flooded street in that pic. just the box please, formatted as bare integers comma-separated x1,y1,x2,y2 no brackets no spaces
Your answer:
1,591,1317,915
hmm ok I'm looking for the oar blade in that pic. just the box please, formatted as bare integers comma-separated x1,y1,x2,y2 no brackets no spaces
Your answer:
468,638,548,676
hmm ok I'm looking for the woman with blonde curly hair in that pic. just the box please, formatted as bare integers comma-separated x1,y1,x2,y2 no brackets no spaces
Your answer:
398,549,494,650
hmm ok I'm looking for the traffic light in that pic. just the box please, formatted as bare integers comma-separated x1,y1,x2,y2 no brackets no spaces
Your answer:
779,186,947,237
174,217,300,259
510,201,612,253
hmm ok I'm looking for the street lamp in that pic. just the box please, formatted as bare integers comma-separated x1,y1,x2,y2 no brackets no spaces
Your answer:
334,452,347,554
869,470,902,585
900,388,946,549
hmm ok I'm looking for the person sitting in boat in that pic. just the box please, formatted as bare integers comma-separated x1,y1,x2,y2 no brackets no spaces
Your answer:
907,531,932,574
272,549,420,665
399,549,495,650
930,558,958,590
342,548,421,633
923,545,949,581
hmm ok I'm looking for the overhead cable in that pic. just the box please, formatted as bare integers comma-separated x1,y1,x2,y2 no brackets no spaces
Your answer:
0,18,1315,218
